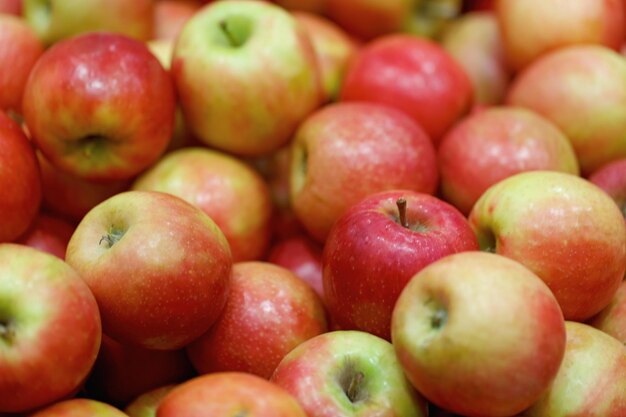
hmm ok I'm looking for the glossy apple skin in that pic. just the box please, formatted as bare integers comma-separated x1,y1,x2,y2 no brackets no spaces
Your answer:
16,213,75,259
0,15,43,115
438,106,580,215
154,0,200,41
125,385,177,417
589,158,626,218
323,190,478,340
290,102,438,242
186,261,327,379
507,45,626,176
23,32,176,181
84,335,195,407
132,147,272,262
28,399,127,417
0,244,101,413
0,111,41,243
65,191,232,350
340,35,473,145
469,171,626,321
589,280,626,344
496,0,624,71
271,330,428,417
392,252,566,417
524,322,626,417
157,372,308,417
172,0,322,156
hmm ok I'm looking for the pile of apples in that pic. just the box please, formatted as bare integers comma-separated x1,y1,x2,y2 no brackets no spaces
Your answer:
2,0,626,416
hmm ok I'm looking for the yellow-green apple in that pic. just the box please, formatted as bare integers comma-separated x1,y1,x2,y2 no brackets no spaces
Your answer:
28,399,127,417
0,15,43,115
273,0,327,14
589,158,626,219
125,385,176,417
156,372,308,417
22,32,176,181
186,261,327,378
132,147,273,262
323,190,478,340
23,0,154,45
524,322,626,417
0,111,41,243
172,0,322,156
391,251,566,417
0,0,21,15
440,11,509,106
16,213,75,259
340,35,473,145
271,330,428,417
589,280,626,344
289,102,438,242
83,335,195,407
154,0,200,41
506,45,626,175
0,244,101,413
438,106,580,215
496,0,624,72
65,191,232,350
469,171,626,321
292,12,359,102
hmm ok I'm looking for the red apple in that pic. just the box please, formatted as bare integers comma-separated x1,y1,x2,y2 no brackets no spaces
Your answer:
589,158,626,219
290,102,438,242
326,0,414,41
186,261,327,379
28,399,127,417
0,0,22,15
391,251,566,417
125,385,177,417
23,32,176,181
16,213,75,259
153,0,201,41
323,190,478,340
340,34,473,145
589,280,626,344
0,110,41,243
438,106,580,215
0,244,101,413
65,191,232,350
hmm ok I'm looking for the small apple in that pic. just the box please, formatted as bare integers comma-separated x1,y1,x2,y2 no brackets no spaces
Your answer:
588,158,626,219
125,385,177,417
28,399,127,417
16,213,75,259
589,280,626,344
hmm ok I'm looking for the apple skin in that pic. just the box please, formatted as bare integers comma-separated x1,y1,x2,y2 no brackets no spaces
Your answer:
469,171,626,321
0,0,22,15
323,190,478,340
186,261,327,379
156,372,308,417
495,0,625,72
125,385,177,417
438,106,580,215
271,330,428,417
65,191,232,350
340,35,474,145
132,147,273,262
0,244,102,413
391,251,566,417
23,0,154,45
0,15,43,115
589,158,626,219
16,213,75,260
172,0,323,156
524,322,626,417
290,102,438,243
28,399,127,417
0,111,41,243
506,45,626,176
22,32,176,181
589,280,626,344
273,0,327,14
154,0,201,41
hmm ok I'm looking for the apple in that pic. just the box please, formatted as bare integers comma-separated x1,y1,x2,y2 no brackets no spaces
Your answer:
132,147,273,262
156,372,308,417
323,190,478,340
506,45,626,176
0,244,101,413
154,0,200,41
23,0,154,45
523,322,626,417
496,0,625,71
0,110,41,243
340,34,473,145
588,158,626,219
28,399,127,417
273,0,327,14
325,0,415,40
125,385,177,417
0,15,43,115
186,261,327,379
172,0,322,156
16,213,75,259
290,102,438,242
65,190,232,350
438,106,580,215
391,251,566,417
0,0,22,15
589,280,626,344
469,171,626,321
22,32,176,181
271,330,428,417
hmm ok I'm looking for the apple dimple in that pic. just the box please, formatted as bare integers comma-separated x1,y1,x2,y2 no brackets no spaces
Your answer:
75,134,108,159
386,198,430,233
218,15,253,48
476,227,497,253
98,224,127,249
0,317,16,345
337,356,369,404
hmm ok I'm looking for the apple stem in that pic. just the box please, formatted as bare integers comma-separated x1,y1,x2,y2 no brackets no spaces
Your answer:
346,371,365,403
396,198,409,228
219,20,238,47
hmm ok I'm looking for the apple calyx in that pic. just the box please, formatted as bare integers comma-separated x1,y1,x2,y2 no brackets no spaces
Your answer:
0,319,16,345
218,16,252,48
396,198,409,228
77,134,107,158
426,298,448,330
99,226,126,249
338,357,368,404
477,228,497,253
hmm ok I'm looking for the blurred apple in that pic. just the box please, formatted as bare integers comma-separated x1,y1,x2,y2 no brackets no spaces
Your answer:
28,399,127,417
589,280,626,344
153,0,200,41
326,0,414,40
0,0,22,15
589,158,626,219
16,213,75,259
125,385,177,417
